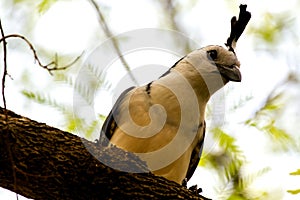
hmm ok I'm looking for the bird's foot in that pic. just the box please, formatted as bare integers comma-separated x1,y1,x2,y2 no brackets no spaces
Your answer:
182,179,202,194
188,184,203,195
182,178,188,187
182,179,211,200
189,185,212,200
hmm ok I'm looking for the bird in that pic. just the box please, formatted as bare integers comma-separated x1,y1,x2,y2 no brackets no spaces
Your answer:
99,4,251,185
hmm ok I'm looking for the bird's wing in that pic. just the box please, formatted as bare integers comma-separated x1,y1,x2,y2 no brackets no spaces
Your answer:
99,86,135,146
185,121,206,181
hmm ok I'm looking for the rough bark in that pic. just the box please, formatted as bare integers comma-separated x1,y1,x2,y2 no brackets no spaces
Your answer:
0,107,210,200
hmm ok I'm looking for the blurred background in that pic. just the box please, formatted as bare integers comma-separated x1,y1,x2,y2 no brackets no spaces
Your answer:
0,0,300,199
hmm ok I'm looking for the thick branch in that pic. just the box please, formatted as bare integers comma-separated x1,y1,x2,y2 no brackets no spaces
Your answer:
0,107,209,200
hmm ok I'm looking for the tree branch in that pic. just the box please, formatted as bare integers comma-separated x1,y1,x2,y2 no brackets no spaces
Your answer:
0,34,82,75
88,0,139,85
0,20,7,112
0,19,83,199
0,107,210,200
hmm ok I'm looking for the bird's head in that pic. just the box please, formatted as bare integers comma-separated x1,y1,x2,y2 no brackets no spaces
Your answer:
185,3,250,99
179,45,241,100
161,4,250,101
203,45,241,83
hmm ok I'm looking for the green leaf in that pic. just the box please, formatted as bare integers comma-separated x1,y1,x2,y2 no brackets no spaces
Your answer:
263,103,280,111
22,90,67,112
245,119,257,127
290,169,300,176
224,159,242,181
239,167,271,191
245,93,284,128
54,73,74,86
263,122,292,142
37,0,56,14
212,128,244,159
86,119,101,139
249,12,293,46
13,0,28,4
228,193,247,200
74,64,111,106
287,189,300,195
265,123,290,140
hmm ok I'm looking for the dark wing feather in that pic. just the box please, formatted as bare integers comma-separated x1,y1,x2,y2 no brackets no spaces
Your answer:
185,121,206,181
99,86,135,146
159,56,185,78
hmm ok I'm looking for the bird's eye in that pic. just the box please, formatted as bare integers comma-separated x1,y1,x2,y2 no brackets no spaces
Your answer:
207,50,218,60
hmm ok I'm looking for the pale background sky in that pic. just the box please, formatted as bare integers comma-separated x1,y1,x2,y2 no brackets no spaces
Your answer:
0,0,299,199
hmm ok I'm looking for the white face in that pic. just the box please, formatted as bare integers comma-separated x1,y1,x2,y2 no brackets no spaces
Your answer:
202,45,241,82
181,45,241,96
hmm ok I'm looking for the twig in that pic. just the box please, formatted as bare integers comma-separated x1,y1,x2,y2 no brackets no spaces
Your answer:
159,0,192,53
88,0,139,86
0,20,7,112
0,34,82,75
161,0,179,32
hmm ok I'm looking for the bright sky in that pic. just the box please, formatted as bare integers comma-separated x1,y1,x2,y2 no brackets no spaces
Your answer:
0,0,299,199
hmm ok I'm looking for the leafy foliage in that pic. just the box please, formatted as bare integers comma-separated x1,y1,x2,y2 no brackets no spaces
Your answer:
22,64,110,139
249,12,294,49
22,90,67,112
5,0,300,199
245,93,295,152
200,128,270,199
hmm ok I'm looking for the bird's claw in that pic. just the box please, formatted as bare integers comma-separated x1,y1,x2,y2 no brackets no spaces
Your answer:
182,178,188,187
188,184,203,195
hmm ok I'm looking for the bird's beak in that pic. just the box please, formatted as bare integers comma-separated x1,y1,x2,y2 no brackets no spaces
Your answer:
217,64,241,82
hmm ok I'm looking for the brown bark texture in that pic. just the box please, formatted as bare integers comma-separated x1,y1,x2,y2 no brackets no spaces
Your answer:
0,107,210,200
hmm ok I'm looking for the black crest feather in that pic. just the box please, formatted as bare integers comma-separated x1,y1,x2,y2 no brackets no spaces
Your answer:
225,4,251,52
